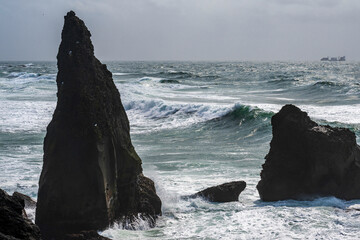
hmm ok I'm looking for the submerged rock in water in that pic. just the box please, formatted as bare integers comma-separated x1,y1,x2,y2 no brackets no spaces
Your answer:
159,79,180,84
36,11,161,238
257,104,360,201
0,188,41,240
185,181,246,202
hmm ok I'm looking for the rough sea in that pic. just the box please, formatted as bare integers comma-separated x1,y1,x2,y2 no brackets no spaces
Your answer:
1,61,360,239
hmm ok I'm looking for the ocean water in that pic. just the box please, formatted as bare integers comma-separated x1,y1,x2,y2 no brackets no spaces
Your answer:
1,61,360,239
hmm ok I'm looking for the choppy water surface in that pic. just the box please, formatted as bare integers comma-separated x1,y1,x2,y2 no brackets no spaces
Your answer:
1,61,360,239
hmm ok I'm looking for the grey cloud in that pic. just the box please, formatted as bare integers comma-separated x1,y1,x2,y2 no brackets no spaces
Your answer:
0,0,359,61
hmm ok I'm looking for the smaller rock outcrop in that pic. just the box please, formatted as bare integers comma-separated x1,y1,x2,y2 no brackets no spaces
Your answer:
257,104,360,201
12,191,36,220
13,192,36,209
185,181,246,202
0,188,41,240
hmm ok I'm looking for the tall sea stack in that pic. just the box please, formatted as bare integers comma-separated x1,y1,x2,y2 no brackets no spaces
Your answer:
36,11,161,238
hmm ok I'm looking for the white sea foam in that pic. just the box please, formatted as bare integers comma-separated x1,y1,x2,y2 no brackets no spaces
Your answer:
100,215,155,239
4,72,56,85
139,76,163,82
301,104,360,125
113,72,131,76
8,72,39,78
23,63,34,67
0,100,55,133
249,103,360,125
25,207,36,223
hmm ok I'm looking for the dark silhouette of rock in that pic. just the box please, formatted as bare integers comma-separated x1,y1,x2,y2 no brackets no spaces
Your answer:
257,104,360,201
0,188,41,240
185,181,246,202
12,192,36,220
12,192,36,209
159,79,180,84
64,231,110,240
36,11,161,239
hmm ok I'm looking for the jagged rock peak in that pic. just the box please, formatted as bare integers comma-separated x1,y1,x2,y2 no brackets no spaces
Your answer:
58,10,93,69
36,11,161,239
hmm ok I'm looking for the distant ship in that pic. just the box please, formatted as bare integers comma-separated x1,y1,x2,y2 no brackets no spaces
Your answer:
321,56,346,61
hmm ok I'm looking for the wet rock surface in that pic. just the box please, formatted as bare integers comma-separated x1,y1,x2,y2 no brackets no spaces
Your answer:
257,104,360,201
35,11,161,239
0,188,41,240
185,181,246,202
64,231,110,240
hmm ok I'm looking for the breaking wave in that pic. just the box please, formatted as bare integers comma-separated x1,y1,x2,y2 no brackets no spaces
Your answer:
124,99,273,133
6,72,56,82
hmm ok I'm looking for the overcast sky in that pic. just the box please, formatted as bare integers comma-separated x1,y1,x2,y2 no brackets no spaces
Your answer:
0,0,359,61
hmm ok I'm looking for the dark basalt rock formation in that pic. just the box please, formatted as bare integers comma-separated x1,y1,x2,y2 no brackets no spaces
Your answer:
13,192,36,209
0,188,41,240
36,11,161,239
185,181,246,202
257,104,360,201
